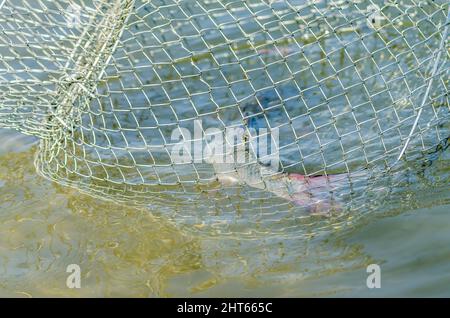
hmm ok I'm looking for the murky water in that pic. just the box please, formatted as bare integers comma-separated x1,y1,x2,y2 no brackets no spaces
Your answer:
1,127,449,297
1,0,449,297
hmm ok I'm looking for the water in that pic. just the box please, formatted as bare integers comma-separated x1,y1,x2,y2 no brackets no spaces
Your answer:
1,0,449,297
1,128,449,297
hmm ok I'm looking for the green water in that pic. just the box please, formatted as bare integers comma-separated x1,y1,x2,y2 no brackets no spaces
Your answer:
1,128,449,297
1,0,449,297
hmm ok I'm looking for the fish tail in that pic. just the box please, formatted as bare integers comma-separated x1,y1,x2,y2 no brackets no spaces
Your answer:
421,135,450,169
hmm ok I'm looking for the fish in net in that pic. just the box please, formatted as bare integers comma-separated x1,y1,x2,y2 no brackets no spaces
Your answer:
0,0,449,236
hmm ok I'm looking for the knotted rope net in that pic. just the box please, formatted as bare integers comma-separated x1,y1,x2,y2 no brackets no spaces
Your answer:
0,0,449,236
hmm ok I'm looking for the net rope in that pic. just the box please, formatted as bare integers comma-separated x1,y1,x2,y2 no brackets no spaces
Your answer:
0,0,449,235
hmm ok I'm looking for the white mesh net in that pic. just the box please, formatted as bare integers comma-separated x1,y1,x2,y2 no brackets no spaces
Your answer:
0,0,449,235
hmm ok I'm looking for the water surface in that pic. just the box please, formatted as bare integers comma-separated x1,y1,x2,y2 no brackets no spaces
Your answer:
1,128,449,297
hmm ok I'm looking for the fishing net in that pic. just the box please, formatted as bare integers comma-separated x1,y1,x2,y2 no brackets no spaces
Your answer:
0,0,449,235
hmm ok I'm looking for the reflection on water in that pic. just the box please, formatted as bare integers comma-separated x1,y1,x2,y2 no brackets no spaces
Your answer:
1,128,450,297
0,0,449,297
